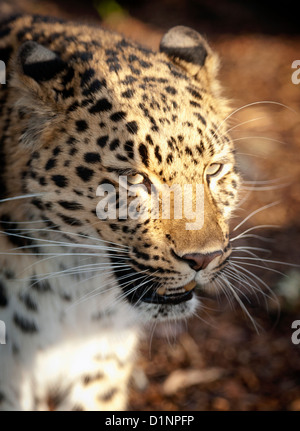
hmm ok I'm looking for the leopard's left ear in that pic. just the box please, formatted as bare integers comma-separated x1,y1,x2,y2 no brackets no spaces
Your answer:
17,40,66,83
12,40,67,103
160,26,220,93
11,41,67,148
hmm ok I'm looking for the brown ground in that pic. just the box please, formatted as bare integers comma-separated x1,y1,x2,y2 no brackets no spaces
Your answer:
1,0,300,411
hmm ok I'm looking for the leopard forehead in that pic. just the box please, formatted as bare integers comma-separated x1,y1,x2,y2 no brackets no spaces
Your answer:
3,15,232,167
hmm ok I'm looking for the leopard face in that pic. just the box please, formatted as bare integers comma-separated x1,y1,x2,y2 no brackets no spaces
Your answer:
0,16,240,322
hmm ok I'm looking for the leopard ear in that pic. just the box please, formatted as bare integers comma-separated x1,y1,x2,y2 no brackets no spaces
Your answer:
17,40,66,83
160,26,220,89
12,40,67,104
11,41,67,148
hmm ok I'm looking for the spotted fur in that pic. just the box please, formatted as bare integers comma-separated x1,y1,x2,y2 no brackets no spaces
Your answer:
0,15,240,410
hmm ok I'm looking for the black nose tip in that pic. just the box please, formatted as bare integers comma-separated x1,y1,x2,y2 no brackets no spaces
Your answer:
180,250,223,271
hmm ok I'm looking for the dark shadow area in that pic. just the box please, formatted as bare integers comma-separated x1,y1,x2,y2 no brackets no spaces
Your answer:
1,0,300,36
117,0,300,36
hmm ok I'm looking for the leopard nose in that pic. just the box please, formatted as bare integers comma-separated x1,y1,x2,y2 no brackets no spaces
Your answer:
181,251,223,271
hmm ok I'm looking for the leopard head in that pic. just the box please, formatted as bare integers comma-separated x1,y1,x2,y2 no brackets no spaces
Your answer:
8,23,240,321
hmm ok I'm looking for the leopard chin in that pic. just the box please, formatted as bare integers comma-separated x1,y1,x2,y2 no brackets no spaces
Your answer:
134,291,200,322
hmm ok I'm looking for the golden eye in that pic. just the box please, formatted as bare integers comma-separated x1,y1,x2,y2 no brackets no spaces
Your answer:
127,173,145,185
206,163,223,177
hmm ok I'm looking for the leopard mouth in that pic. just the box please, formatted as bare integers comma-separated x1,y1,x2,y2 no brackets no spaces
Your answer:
141,289,194,305
141,281,197,305
111,254,197,306
125,274,196,305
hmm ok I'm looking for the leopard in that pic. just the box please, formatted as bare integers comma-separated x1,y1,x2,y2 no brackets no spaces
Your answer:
0,14,240,411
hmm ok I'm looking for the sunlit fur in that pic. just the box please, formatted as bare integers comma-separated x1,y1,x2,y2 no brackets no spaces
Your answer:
0,15,284,411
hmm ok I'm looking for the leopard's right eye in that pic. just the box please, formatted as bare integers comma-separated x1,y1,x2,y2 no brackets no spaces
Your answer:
127,173,145,185
206,163,224,178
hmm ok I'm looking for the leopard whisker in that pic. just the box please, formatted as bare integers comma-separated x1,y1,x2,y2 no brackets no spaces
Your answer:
222,269,261,305
225,265,275,306
230,224,279,242
29,267,129,293
0,251,131,257
0,193,45,203
241,176,289,188
0,223,130,249
231,246,271,254
231,136,288,146
71,266,158,310
28,263,131,285
9,243,131,255
232,201,281,232
38,227,130,249
213,276,236,309
237,152,268,159
215,100,297,137
230,256,298,272
241,184,289,192
0,218,53,224
65,268,145,311
228,261,279,304
18,251,128,276
242,177,290,185
231,233,275,243
98,272,160,313
147,317,160,356
222,267,268,306
193,305,220,330
132,275,160,308
1,230,129,253
224,115,267,135
220,273,252,304
218,273,260,333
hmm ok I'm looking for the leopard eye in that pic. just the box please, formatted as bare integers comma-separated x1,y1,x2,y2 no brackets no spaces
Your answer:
206,163,223,177
127,173,145,185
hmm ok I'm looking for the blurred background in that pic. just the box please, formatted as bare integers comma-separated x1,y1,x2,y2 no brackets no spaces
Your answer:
1,0,300,411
